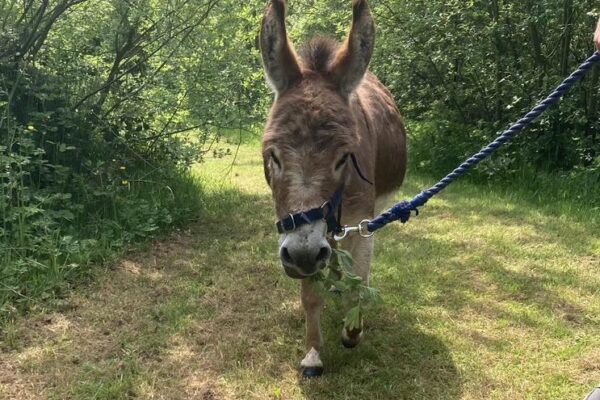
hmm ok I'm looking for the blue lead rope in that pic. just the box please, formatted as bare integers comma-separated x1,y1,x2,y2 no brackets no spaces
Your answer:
367,52,600,233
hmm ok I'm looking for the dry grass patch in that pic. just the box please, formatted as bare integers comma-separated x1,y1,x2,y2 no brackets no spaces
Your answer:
1,143,599,399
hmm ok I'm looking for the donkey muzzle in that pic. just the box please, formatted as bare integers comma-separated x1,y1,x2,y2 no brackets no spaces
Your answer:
279,221,331,278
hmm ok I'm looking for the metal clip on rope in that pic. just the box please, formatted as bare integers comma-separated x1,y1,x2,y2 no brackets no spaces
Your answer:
334,219,374,241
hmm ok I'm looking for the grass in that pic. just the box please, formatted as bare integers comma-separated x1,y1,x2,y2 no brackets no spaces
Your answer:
0,140,598,399
0,165,204,322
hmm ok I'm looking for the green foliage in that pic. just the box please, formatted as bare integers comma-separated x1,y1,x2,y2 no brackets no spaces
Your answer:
310,248,381,331
252,0,600,180
1,0,599,323
372,0,600,177
0,0,258,321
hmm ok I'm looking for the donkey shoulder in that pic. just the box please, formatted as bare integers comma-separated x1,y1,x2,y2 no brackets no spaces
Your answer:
354,72,407,197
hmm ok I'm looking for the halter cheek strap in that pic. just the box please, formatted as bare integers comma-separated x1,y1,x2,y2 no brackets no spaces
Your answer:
350,153,372,185
275,153,372,235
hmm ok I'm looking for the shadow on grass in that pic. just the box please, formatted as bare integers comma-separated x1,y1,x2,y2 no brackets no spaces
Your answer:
298,309,461,399
194,174,596,398
375,176,598,337
194,186,462,399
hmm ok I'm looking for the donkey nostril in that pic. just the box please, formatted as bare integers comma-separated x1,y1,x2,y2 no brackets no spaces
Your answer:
316,246,331,263
281,247,293,265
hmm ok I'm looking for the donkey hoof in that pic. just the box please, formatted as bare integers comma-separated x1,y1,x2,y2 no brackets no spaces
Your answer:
342,327,363,348
300,348,323,378
302,366,324,378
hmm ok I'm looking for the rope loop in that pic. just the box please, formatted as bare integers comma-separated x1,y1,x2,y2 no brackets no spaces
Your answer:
367,201,419,232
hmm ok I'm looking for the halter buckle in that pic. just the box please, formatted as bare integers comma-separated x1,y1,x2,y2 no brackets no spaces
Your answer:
319,201,331,219
282,213,296,233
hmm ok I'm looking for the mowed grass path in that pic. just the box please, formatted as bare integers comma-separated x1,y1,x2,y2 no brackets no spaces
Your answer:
1,142,599,399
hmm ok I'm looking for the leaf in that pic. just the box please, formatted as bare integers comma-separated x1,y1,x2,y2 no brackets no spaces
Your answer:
333,248,354,269
343,272,364,290
58,144,76,152
333,279,348,292
343,306,361,331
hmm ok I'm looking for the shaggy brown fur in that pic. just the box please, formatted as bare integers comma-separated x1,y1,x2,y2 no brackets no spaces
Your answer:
259,0,406,372
262,35,406,217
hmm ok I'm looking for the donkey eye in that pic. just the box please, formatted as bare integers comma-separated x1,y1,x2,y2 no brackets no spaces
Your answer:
271,152,282,169
335,153,350,170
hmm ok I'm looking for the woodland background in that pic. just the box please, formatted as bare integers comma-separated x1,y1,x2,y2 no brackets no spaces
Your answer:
1,0,599,319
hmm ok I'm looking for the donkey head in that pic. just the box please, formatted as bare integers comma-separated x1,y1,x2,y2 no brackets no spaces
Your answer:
260,0,375,279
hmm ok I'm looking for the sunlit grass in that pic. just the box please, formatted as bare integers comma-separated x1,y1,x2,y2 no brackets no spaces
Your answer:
1,141,598,400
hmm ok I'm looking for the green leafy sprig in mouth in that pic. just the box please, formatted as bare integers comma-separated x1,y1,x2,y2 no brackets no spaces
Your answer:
309,248,381,331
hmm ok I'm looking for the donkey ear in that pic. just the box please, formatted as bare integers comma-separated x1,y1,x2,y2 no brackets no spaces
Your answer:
329,0,375,97
260,0,302,95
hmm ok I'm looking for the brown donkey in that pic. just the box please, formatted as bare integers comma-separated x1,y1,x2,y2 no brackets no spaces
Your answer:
260,0,406,376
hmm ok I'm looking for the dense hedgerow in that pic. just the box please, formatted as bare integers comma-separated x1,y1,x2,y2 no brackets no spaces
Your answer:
0,58,205,319
0,0,266,320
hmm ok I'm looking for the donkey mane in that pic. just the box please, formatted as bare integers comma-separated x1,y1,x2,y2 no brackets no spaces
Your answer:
299,37,340,73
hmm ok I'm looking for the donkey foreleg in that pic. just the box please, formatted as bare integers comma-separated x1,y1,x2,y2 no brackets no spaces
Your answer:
300,279,324,376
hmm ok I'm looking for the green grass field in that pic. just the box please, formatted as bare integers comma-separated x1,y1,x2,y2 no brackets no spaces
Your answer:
1,141,599,399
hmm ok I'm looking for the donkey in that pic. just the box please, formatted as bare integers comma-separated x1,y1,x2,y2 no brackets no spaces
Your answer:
260,0,406,376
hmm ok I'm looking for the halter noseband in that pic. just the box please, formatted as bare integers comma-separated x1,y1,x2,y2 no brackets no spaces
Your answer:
275,154,372,236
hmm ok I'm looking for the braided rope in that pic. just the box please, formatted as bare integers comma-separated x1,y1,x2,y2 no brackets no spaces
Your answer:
367,52,600,233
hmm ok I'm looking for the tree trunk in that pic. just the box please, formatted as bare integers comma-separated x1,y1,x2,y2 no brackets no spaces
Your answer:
490,0,503,125
559,0,573,76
